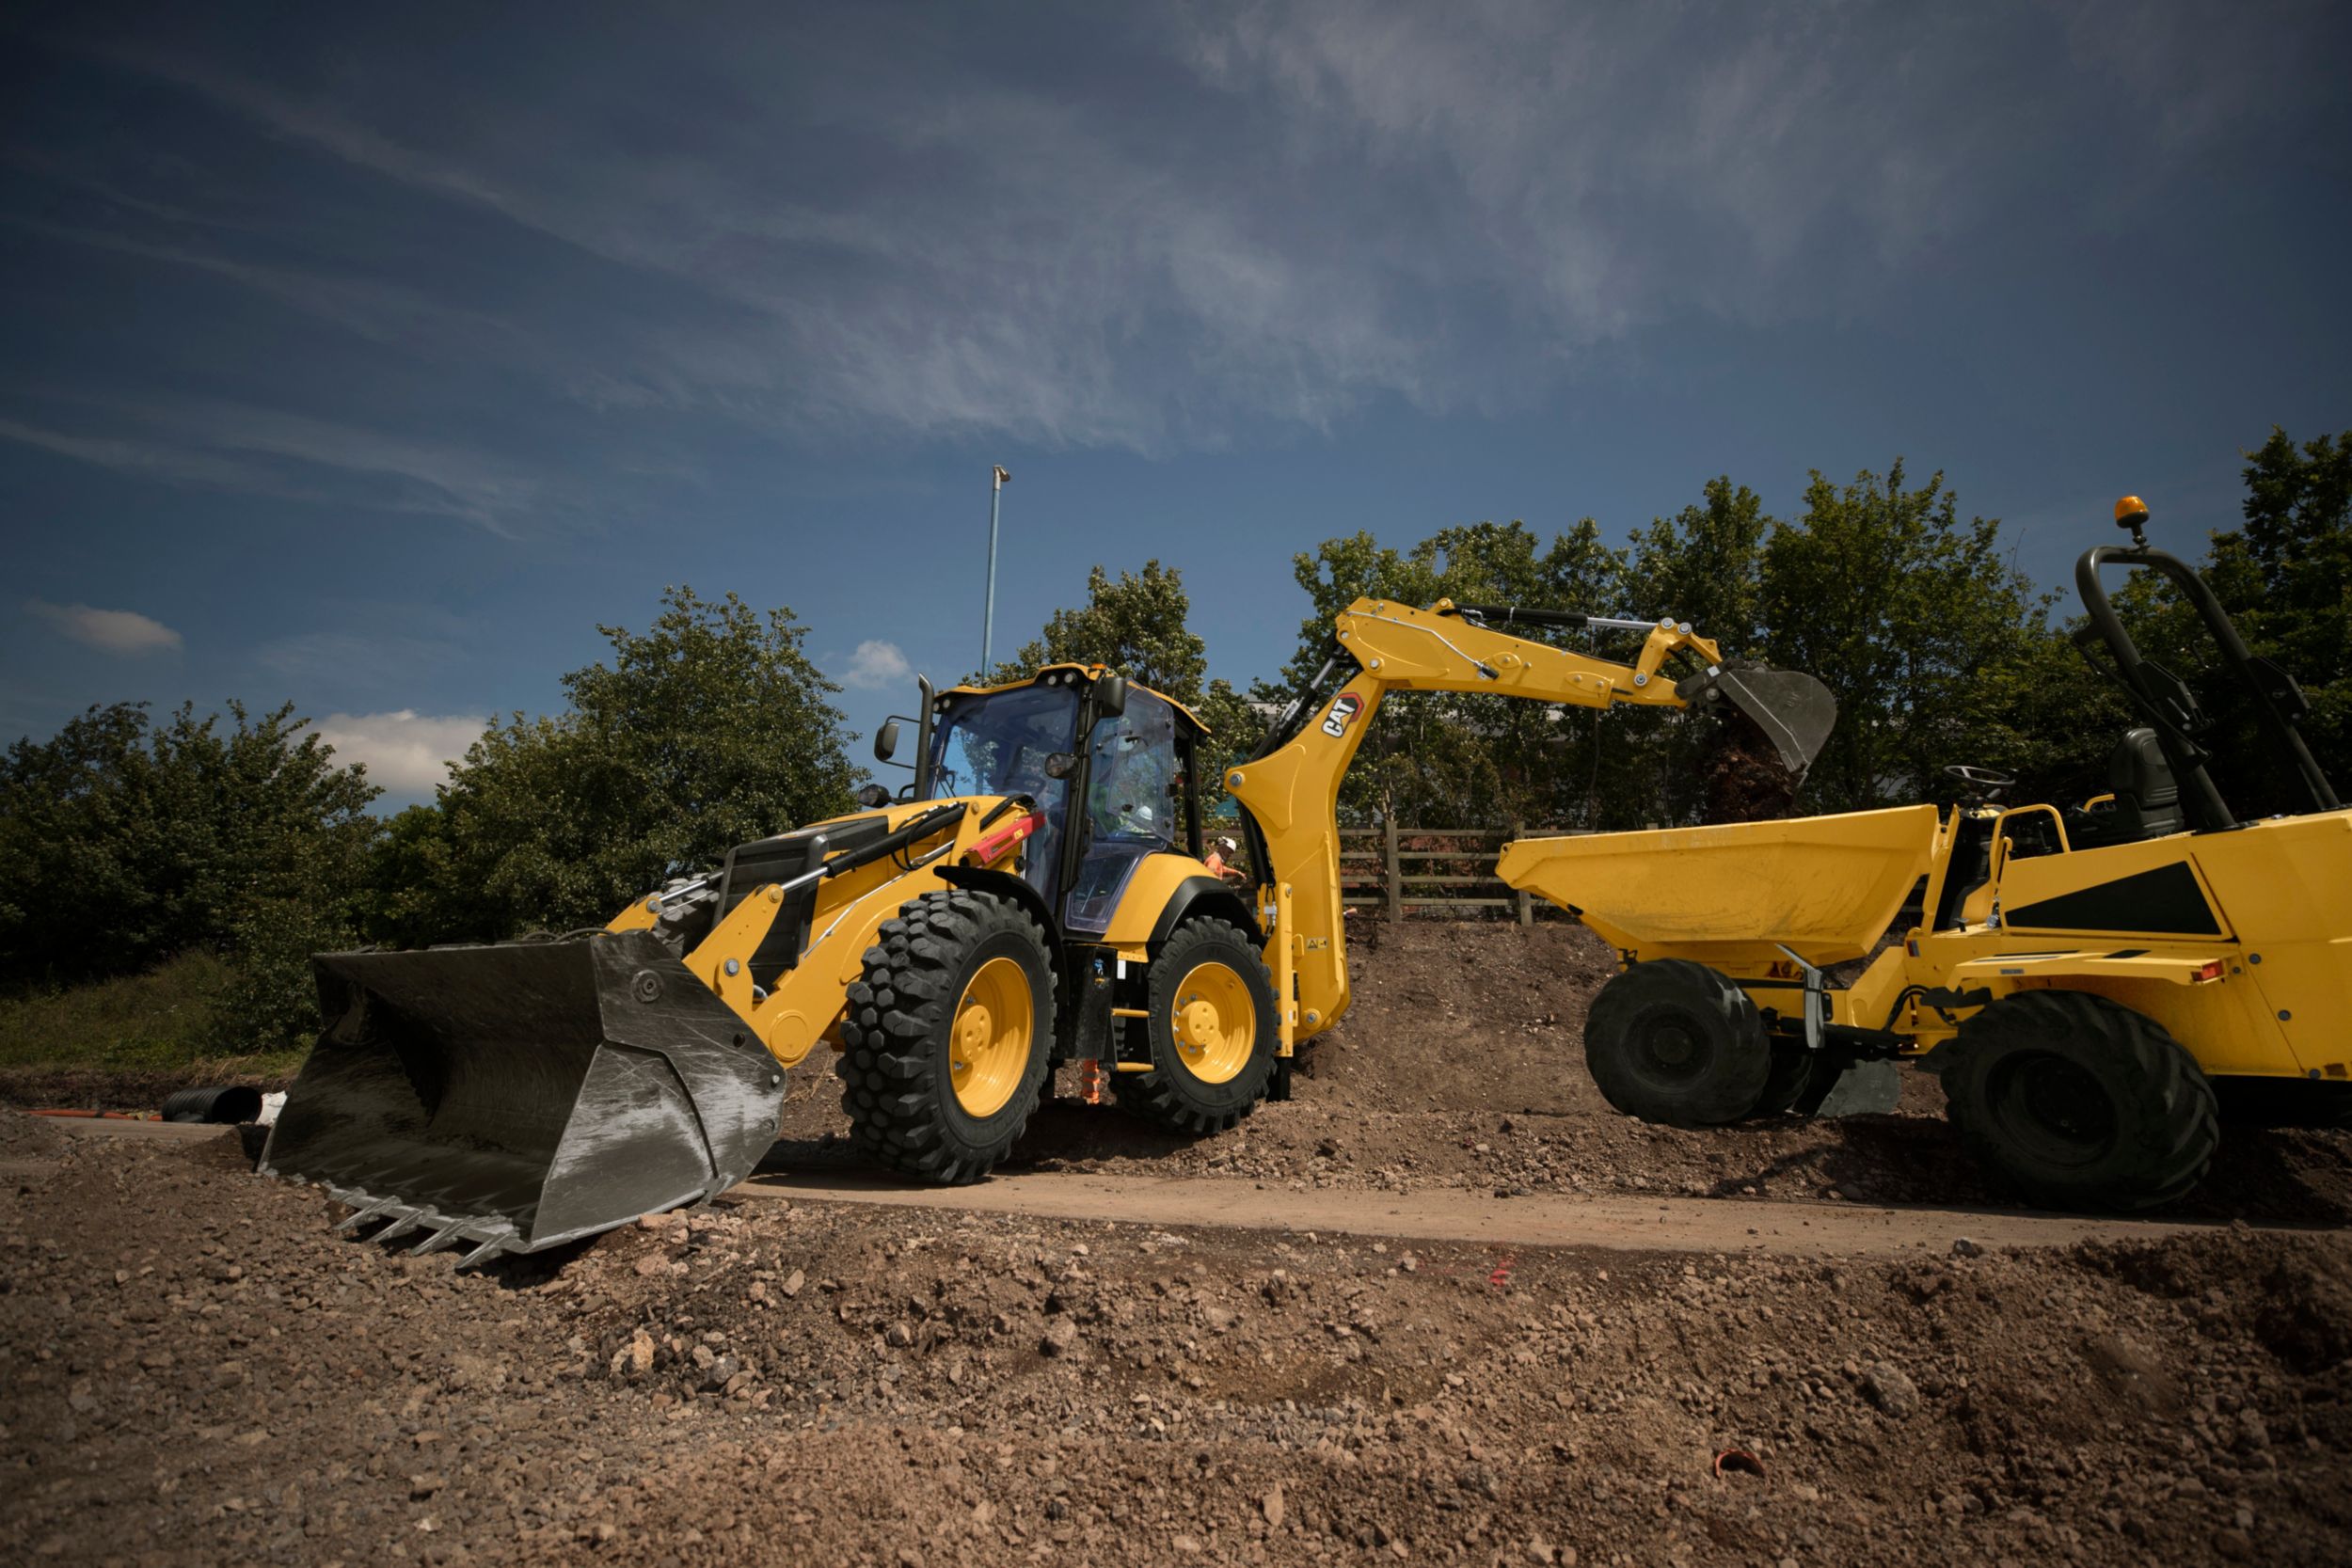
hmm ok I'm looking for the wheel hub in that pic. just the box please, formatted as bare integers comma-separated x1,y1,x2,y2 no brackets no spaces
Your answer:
949,957,1033,1117
1167,962,1256,1085
1633,1015,1709,1083
1990,1051,2117,1168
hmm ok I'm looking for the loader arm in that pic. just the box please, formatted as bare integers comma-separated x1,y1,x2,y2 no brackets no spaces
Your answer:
1223,596,1836,1049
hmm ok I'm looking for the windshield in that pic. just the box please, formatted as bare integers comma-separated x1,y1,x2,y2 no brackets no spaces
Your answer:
926,684,1083,801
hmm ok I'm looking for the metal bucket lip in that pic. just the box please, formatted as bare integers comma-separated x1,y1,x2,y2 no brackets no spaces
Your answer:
263,930,787,1263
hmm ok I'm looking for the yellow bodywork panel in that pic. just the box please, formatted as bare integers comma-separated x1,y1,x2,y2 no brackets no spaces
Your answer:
1497,805,1940,969
606,796,1034,1073
1946,949,2229,988
1506,791,2352,1085
1095,852,1229,946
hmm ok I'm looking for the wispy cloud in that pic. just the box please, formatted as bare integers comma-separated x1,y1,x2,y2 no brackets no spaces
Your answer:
27,600,183,655
0,401,556,535
24,2,2348,459
838,639,913,692
314,709,485,795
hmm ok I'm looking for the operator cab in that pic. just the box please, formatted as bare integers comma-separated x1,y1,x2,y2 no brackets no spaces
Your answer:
895,665,1212,934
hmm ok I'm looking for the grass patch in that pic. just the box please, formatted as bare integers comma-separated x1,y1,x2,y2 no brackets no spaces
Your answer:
0,951,308,1079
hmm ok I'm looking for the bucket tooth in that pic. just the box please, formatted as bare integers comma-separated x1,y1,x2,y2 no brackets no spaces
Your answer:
332,1196,398,1234
411,1220,469,1257
454,1234,514,1270
261,929,788,1257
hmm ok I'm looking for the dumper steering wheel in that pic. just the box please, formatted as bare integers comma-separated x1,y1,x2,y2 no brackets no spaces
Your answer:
1945,763,2016,802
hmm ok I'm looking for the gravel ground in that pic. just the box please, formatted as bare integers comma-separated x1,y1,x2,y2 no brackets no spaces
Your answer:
4,1128,2349,1566
5,922,2349,1566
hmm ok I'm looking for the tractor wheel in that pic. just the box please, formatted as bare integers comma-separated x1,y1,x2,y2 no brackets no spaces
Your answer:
836,888,1055,1184
1582,959,1772,1127
1111,917,1279,1134
1940,990,2217,1212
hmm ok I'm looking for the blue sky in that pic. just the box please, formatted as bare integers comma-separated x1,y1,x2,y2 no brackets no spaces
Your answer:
4,1,2347,807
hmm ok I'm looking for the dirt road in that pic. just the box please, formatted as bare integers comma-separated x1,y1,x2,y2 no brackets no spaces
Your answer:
42,1116,2313,1259
7,1118,2351,1568
740,1166,2294,1259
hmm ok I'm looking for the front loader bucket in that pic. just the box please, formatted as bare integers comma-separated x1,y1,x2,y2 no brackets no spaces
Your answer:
259,930,787,1265
1704,668,1839,776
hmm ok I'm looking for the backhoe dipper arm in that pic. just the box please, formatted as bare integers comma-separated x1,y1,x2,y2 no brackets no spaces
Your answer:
1222,596,1749,1049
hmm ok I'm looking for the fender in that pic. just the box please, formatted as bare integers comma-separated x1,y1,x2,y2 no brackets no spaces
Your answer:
1148,875,1262,946
932,864,1063,956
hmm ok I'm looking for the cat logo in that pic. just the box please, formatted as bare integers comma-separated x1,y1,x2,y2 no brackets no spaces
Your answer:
1320,691,1365,739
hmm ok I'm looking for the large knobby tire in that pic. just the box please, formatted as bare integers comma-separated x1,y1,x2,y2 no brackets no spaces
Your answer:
1110,917,1279,1134
836,888,1055,1184
1939,990,2217,1212
1582,959,1772,1128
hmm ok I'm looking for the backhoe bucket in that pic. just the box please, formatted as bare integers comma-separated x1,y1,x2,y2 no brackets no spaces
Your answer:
259,930,787,1265
1703,668,1838,775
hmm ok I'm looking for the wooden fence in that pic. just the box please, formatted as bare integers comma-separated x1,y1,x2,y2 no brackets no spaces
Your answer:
1336,819,1596,925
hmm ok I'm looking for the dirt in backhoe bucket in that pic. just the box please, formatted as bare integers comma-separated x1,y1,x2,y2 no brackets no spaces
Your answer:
1701,712,1804,823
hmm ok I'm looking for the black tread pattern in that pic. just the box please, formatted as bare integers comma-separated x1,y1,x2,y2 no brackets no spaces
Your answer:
835,888,1054,1185
1582,958,1772,1128
1941,990,2219,1212
1109,917,1279,1135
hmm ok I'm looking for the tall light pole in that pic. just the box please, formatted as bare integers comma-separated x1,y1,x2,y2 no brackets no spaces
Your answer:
981,465,1010,673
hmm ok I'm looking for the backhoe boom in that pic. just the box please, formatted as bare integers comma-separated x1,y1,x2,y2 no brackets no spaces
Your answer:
1225,597,1835,1050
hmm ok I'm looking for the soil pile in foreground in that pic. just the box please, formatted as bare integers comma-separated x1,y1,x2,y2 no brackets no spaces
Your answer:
5,1131,2349,1566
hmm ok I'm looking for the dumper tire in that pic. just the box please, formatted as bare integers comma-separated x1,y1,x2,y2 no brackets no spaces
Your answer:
837,888,1056,1184
1110,917,1279,1135
1582,958,1772,1128
1752,1044,1827,1118
1940,990,2217,1212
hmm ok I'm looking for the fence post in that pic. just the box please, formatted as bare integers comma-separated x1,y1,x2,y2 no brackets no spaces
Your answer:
1383,810,1404,924
1511,821,1533,927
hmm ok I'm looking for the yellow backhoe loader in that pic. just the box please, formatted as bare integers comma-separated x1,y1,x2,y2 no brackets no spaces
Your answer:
1500,499,2352,1211
262,603,1835,1261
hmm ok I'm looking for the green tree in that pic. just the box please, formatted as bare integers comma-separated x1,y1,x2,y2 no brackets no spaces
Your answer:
1606,480,1780,826
421,586,861,938
2215,429,2349,804
1264,520,1636,827
986,561,1258,822
0,700,381,1048
1761,462,2052,812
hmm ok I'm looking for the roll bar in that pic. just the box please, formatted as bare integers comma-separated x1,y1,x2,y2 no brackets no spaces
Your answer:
2074,539,2340,830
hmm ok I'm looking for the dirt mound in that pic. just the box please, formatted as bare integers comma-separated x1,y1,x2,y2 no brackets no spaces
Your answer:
1296,921,1620,1114
0,1109,67,1155
7,1132,2351,1566
926,923,2352,1225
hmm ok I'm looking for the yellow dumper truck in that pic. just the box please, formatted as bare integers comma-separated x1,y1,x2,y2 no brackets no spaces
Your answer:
1503,499,2351,1211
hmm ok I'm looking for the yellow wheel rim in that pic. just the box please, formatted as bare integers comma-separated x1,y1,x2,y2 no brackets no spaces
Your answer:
950,957,1033,1117
1168,960,1257,1085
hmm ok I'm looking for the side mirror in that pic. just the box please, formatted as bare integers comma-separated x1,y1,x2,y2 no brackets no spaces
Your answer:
1093,673,1128,717
1043,752,1079,781
855,782,890,809
873,720,900,763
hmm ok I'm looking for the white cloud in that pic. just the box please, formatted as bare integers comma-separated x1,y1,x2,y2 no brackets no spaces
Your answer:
840,639,913,692
314,709,485,794
27,600,183,655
